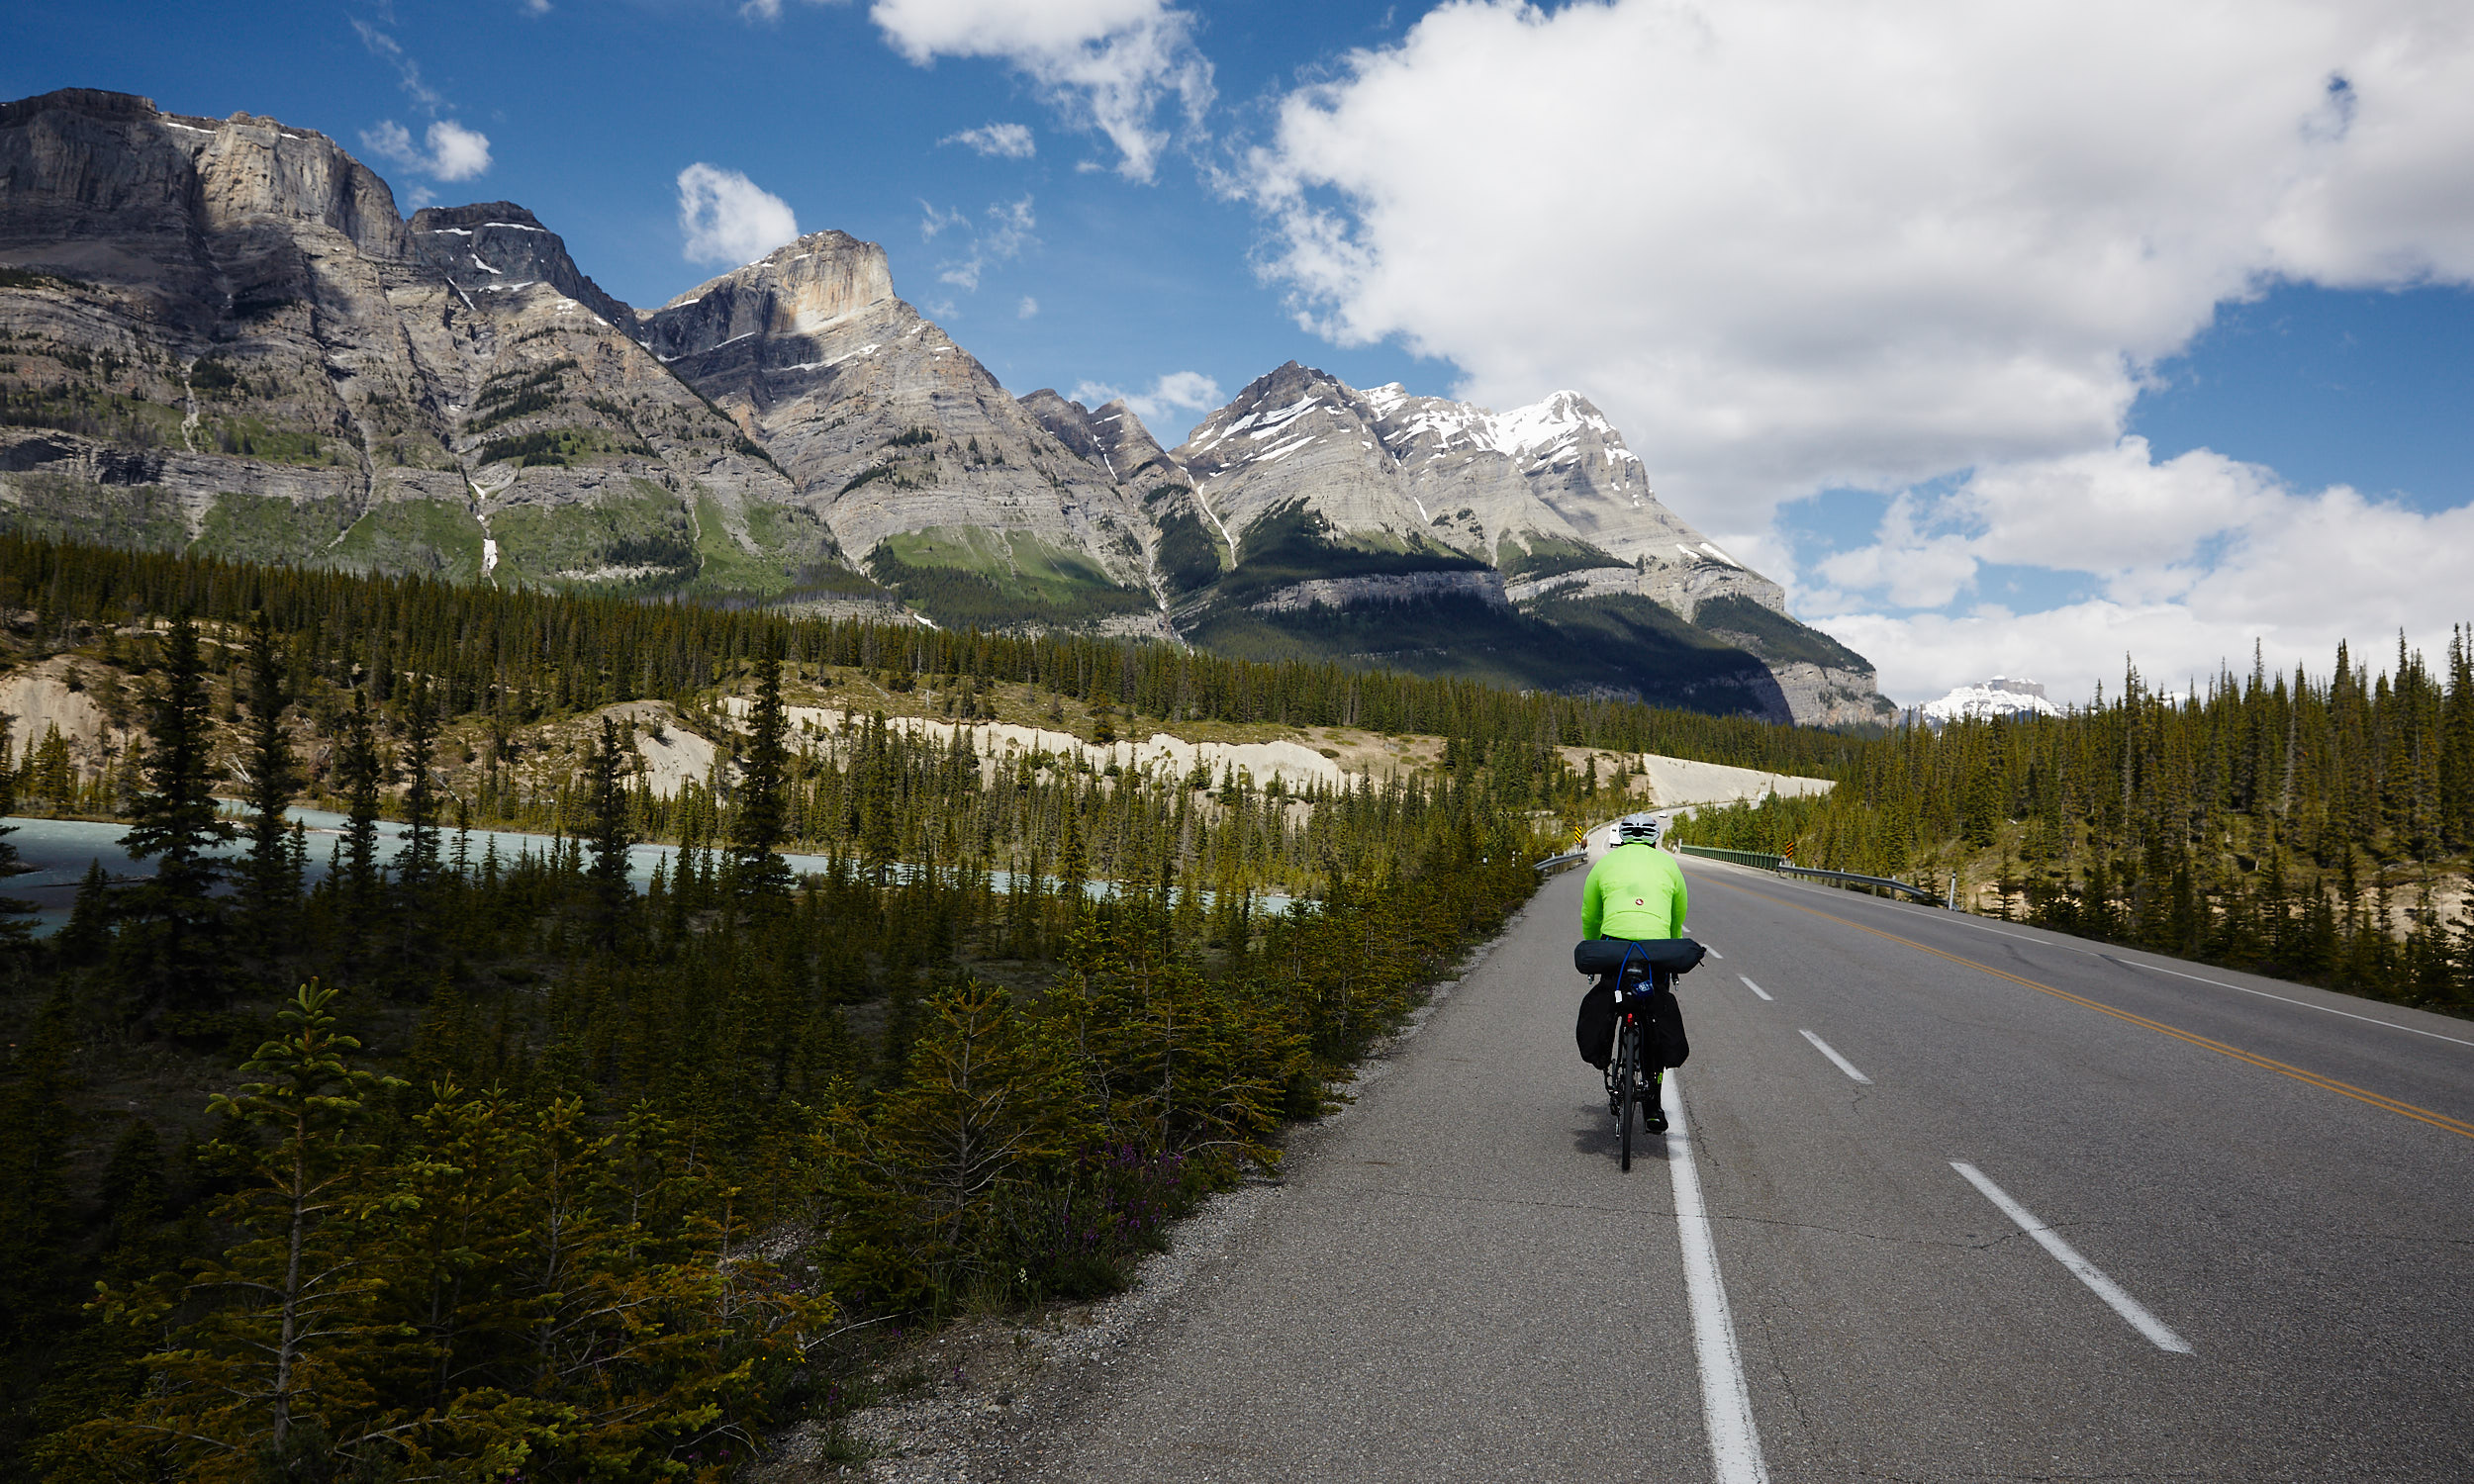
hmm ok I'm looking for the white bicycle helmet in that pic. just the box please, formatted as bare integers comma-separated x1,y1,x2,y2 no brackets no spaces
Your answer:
1611,811,1667,847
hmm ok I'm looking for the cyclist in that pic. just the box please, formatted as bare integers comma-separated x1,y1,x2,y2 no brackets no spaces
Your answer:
1581,811,1688,1131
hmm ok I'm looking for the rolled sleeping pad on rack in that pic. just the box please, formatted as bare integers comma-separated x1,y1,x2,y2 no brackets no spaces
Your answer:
1573,937,1707,976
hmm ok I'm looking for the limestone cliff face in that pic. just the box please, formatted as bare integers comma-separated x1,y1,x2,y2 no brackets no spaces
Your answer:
643,234,1160,620
1764,663,1892,728
641,232,895,357
1244,569,1509,614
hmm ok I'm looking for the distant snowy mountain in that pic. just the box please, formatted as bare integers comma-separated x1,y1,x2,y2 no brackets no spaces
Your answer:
1917,677,2062,725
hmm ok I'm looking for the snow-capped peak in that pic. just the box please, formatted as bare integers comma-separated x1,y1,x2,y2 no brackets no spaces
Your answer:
1918,677,2060,724
1385,387,1642,467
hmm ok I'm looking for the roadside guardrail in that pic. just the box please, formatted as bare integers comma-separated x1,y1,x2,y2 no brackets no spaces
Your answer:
1673,843,1949,907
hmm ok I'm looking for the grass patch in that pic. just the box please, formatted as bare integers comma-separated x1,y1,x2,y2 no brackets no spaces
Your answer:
685,493,795,598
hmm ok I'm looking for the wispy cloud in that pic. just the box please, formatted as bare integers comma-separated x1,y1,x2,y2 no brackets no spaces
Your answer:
1016,296,1040,319
870,0,1211,182
351,17,446,114
942,122,1037,159
352,14,492,183
920,195,1036,293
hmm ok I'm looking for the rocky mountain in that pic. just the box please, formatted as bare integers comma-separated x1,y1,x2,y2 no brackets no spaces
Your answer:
0,86,1886,724
0,87,856,599
407,201,638,332
1121,362,1889,725
636,234,1165,633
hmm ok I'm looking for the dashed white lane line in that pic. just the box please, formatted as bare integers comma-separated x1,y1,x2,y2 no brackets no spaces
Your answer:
1740,975,1773,1001
1951,1161,2193,1355
1799,1029,1870,1083
1664,1073,1771,1484
1704,944,1725,959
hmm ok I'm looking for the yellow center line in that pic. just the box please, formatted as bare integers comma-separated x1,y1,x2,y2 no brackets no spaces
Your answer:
1707,876,2474,1142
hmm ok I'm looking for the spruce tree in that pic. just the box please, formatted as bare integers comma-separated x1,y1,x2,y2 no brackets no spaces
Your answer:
117,613,235,1014
65,982,403,1477
238,612,299,934
0,720,41,947
396,675,440,891
585,716,636,948
333,691,385,964
730,647,793,901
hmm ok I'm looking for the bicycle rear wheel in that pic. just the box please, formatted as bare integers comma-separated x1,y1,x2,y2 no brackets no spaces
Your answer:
1616,1018,1637,1171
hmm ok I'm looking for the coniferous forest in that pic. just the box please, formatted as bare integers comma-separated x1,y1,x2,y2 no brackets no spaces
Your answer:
0,532,2464,1480
0,535,1633,1483
1673,642,2474,1011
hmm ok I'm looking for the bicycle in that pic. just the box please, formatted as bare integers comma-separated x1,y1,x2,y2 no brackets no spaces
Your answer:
1604,966,1670,1171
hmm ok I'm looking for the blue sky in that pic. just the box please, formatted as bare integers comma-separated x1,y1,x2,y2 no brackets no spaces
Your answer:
10,0,2473,705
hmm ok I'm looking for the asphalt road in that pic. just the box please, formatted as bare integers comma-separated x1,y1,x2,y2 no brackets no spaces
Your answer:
1020,856,2474,1482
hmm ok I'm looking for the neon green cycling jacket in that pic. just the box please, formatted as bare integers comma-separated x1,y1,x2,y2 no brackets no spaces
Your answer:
1581,842,1689,941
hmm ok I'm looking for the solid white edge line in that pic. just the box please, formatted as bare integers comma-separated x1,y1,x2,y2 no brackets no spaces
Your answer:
1951,1161,2194,1355
1798,1029,1870,1083
1739,974,1773,1001
1665,1073,1771,1484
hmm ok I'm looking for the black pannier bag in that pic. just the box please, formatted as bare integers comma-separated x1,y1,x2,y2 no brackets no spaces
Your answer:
1572,938,1704,1069
1647,989,1691,1068
1575,976,1618,1067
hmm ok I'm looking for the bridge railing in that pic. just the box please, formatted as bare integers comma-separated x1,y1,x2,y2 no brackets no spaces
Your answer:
1673,844,1784,871
1673,844,1948,906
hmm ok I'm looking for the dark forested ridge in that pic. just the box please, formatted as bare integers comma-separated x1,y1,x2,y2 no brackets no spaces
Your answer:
1674,641,2474,1012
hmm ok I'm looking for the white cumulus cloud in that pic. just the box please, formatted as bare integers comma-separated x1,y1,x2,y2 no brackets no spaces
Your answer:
871,0,1210,181
677,163,801,267
359,119,493,182
1017,296,1040,319
1242,0,2474,701
1244,0,2474,514
1071,370,1223,439
943,122,1037,159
